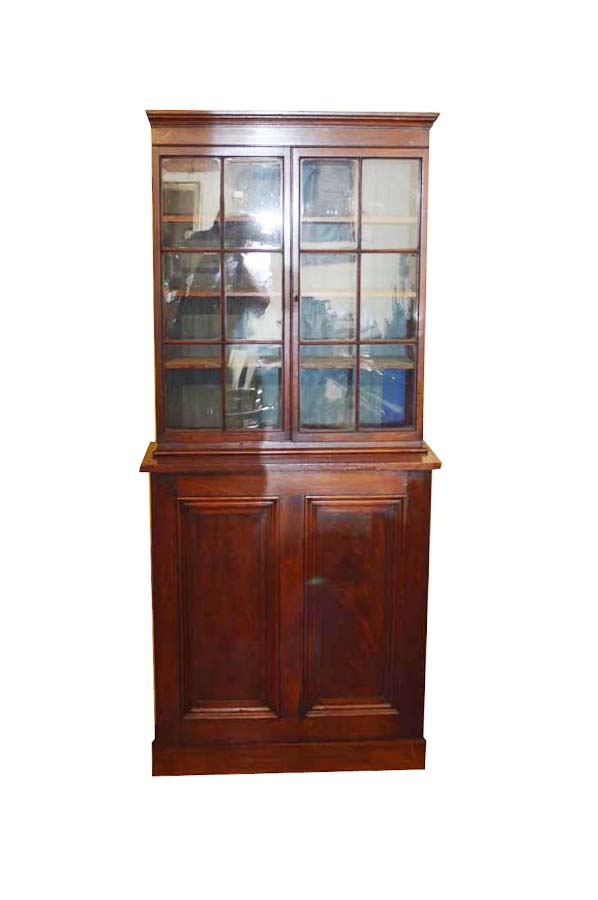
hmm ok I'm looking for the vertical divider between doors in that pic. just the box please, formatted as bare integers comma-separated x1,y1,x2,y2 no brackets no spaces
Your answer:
355,158,363,430
291,149,301,438
282,148,292,436
219,158,226,430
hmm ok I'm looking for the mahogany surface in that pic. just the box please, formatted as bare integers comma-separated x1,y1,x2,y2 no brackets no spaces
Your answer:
142,111,440,775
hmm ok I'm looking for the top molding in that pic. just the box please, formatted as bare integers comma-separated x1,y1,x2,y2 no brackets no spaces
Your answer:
147,110,439,128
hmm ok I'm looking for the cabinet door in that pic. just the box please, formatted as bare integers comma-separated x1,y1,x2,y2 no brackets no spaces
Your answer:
293,470,431,741
151,474,287,746
155,147,291,442
292,148,427,443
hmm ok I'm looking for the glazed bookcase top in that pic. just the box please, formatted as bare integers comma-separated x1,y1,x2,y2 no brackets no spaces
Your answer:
149,110,438,450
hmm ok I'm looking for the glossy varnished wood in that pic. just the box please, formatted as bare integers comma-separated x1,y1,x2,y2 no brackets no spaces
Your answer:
303,496,402,716
153,738,426,776
146,452,436,753
149,113,436,450
141,441,441,471
147,110,439,151
143,111,440,775
178,497,279,718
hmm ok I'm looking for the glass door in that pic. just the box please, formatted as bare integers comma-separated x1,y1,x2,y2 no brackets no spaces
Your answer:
292,148,425,441
157,148,290,440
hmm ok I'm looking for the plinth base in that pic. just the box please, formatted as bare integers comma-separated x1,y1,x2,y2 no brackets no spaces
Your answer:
152,738,426,776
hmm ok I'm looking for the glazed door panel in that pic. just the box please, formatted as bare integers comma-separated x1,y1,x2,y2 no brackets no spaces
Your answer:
291,147,428,444
153,146,292,445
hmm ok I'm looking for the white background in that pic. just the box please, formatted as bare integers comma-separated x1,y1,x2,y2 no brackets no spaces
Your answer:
2,2,597,897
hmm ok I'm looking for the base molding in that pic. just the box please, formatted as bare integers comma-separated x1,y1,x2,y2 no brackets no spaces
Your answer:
152,738,426,776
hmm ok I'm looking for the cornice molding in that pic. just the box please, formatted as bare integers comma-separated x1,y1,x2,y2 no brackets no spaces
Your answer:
146,110,440,129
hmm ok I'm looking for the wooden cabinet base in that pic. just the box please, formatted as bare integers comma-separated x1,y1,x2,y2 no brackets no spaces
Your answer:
153,738,426,776
142,443,439,777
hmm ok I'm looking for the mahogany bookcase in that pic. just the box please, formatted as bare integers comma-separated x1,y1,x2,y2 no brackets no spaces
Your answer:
141,110,441,775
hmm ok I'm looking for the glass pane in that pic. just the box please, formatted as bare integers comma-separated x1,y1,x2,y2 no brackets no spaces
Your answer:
224,158,282,249
301,159,357,249
226,344,281,430
300,345,355,430
359,345,416,428
225,252,282,340
161,158,221,248
165,346,222,429
163,253,221,339
360,253,418,339
361,159,420,249
300,253,356,340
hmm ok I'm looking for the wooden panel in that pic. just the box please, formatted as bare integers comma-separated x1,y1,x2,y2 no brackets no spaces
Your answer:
150,477,181,744
178,497,279,718
395,472,432,734
153,737,425,776
303,496,403,716
151,124,431,148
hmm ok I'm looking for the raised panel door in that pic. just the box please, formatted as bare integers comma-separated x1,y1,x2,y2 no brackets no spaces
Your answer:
303,497,402,717
178,497,279,719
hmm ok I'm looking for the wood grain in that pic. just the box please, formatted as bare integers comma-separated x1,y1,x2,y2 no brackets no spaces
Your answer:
143,111,440,775
178,498,279,718
153,738,426,776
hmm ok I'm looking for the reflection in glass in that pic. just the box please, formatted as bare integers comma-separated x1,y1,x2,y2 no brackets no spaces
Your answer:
224,158,282,249
362,159,420,249
165,296,220,339
360,253,418,339
163,253,221,340
301,159,358,249
165,346,222,429
226,344,281,430
225,252,282,340
300,253,356,340
161,158,221,248
300,345,355,430
359,344,415,428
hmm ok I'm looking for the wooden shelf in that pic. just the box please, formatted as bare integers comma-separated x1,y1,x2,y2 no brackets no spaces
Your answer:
164,290,219,298
302,216,417,224
164,291,275,299
362,291,416,299
363,216,417,224
301,242,358,251
227,292,276,299
162,214,279,224
165,357,221,370
165,356,282,370
302,216,355,224
361,357,414,371
301,356,414,370
303,291,416,299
